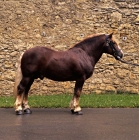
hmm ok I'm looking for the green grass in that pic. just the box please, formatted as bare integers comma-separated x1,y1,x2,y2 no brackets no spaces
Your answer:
0,93,139,108
0,96,14,108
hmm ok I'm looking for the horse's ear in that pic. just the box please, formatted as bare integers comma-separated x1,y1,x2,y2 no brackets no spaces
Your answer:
108,33,113,39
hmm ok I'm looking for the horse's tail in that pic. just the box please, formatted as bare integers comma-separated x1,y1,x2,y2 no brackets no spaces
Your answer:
13,53,24,98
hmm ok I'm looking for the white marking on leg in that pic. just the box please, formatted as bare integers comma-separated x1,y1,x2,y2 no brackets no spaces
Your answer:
70,96,81,112
74,106,81,112
23,96,30,110
14,95,24,111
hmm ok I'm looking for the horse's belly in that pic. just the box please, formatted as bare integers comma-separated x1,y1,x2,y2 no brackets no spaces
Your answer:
45,71,75,81
43,65,80,81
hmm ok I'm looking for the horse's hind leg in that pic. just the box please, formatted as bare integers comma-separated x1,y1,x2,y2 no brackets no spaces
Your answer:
23,78,34,114
14,77,31,115
70,78,85,115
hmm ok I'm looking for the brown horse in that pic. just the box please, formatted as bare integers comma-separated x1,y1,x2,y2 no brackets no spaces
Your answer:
13,33,123,115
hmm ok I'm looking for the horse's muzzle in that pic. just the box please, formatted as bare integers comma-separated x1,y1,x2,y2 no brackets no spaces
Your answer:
114,52,123,60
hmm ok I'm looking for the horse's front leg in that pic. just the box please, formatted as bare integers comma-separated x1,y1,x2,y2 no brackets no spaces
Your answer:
70,78,85,115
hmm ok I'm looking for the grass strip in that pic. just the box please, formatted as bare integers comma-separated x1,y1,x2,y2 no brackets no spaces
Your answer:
0,93,139,108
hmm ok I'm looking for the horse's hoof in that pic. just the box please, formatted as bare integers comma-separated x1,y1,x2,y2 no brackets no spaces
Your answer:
24,108,32,114
71,110,83,115
76,111,83,115
71,110,75,114
16,110,24,115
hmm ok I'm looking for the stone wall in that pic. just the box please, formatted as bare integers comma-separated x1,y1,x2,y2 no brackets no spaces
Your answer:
0,0,139,96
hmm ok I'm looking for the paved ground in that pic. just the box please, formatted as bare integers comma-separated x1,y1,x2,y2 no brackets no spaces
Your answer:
0,108,139,140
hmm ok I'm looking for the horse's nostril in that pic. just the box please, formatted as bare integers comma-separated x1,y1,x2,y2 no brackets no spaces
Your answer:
121,53,124,58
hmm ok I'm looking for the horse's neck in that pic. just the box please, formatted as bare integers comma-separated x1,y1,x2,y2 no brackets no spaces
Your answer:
72,35,105,65
82,40,105,65
92,45,104,63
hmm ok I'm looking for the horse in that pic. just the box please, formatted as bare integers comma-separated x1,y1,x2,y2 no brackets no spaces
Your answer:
13,33,123,115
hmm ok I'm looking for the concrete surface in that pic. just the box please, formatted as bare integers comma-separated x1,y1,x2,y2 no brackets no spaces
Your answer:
0,108,139,140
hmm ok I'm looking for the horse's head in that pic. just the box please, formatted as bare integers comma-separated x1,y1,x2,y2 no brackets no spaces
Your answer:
105,33,123,60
